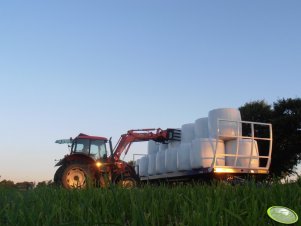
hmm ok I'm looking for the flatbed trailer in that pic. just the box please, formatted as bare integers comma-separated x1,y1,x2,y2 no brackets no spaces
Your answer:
140,167,269,181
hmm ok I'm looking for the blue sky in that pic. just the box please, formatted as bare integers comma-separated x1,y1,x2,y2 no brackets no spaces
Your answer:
0,1,300,182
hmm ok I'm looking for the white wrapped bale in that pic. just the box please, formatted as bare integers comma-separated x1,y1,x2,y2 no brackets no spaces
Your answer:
168,141,180,149
177,143,192,171
181,123,195,143
148,140,159,155
208,108,242,140
159,143,168,151
156,150,166,174
190,138,225,169
147,154,156,175
135,159,140,175
165,147,178,173
138,156,149,176
194,117,209,138
225,139,259,167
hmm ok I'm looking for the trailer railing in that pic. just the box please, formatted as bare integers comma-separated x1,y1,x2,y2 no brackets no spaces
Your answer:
212,119,272,174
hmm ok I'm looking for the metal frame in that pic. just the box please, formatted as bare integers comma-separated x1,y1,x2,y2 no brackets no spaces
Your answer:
212,119,272,174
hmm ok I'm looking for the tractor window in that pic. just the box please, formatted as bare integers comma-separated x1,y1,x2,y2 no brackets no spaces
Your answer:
73,139,90,154
90,140,107,159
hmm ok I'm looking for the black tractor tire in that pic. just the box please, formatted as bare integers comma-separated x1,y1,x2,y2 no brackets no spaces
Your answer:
61,164,94,189
53,165,65,186
114,175,138,189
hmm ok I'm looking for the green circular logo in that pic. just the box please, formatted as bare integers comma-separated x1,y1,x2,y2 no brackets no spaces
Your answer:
267,206,298,224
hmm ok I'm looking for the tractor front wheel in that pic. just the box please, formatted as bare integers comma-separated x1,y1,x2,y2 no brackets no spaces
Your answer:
61,164,93,189
115,175,138,189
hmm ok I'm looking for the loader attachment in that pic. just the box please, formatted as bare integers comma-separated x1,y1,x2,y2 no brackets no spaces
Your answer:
166,129,181,141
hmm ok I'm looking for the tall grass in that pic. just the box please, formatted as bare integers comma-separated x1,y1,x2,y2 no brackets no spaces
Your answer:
0,181,300,226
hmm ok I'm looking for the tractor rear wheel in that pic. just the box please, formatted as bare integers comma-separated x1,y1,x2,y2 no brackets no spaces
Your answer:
61,164,93,189
53,166,64,186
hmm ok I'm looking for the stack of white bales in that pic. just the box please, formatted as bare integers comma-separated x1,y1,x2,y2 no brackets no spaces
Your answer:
137,108,259,176
177,116,225,171
209,108,259,168
189,108,241,169
225,138,259,167
138,140,160,176
190,117,221,169
209,108,259,167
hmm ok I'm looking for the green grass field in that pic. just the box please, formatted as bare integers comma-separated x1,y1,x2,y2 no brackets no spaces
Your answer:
0,180,300,226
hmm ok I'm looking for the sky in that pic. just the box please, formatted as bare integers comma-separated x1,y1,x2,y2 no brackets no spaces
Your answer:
0,1,300,182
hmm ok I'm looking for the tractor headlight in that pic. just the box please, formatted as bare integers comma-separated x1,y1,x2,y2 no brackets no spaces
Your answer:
96,161,102,167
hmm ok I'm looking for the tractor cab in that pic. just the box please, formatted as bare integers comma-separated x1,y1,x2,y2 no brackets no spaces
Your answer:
71,133,109,160
55,133,112,161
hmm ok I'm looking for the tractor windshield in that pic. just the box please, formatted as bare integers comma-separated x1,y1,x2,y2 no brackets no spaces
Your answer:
72,138,108,159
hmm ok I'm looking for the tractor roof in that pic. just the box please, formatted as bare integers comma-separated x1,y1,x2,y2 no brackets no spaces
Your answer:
76,133,107,141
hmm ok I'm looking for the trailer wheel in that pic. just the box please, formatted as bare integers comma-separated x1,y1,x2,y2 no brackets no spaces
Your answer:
115,175,137,189
61,164,93,189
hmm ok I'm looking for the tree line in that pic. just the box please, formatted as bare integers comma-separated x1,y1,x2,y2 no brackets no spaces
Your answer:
0,179,53,190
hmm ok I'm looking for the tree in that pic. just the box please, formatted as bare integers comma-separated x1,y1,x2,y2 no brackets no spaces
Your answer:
239,100,273,123
15,181,35,190
239,98,301,178
36,180,53,188
271,98,301,177
0,179,15,188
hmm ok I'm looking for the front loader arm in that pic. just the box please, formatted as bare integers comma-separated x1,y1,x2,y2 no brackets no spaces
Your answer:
113,128,181,161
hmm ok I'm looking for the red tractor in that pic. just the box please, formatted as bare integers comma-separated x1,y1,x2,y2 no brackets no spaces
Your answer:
54,128,180,189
